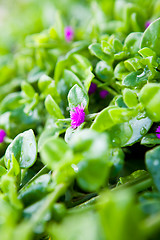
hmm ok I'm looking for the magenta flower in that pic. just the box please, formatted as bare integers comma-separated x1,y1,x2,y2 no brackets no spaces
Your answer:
99,90,109,99
88,82,97,95
64,26,74,42
0,129,6,143
145,21,151,29
70,104,85,129
156,126,160,139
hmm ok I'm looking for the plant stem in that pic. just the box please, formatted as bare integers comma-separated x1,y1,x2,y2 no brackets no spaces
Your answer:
113,173,153,193
19,165,49,192
57,118,71,123
14,184,67,239
101,85,118,96
30,183,66,226
85,113,98,121
73,173,152,211
94,79,119,96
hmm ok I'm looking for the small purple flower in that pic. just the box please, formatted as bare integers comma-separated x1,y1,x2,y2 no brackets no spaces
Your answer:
64,26,74,42
156,126,160,139
145,21,151,29
99,90,109,99
0,129,6,143
88,82,97,95
70,104,85,129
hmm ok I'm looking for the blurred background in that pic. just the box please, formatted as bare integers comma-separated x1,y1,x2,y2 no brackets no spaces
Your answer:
1,0,160,55
0,0,91,54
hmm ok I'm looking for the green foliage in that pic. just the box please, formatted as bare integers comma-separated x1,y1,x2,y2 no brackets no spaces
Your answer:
141,18,160,56
146,146,160,191
139,83,160,122
5,130,37,169
1,0,160,239
68,84,89,110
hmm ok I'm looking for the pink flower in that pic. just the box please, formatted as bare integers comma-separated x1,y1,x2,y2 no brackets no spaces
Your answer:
88,82,97,95
0,129,6,143
145,21,151,29
156,126,160,139
99,90,109,99
70,104,85,129
64,26,74,42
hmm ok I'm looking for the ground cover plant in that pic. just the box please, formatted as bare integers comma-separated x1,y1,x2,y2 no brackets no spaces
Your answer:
1,0,160,239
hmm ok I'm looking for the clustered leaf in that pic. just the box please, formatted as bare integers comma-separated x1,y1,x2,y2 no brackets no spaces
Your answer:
1,1,160,240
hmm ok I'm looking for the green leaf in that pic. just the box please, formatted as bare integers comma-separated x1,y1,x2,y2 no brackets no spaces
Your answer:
69,129,112,191
109,107,137,124
139,192,160,216
123,115,152,146
21,81,35,98
95,61,113,84
40,136,72,170
89,43,111,62
38,74,60,101
91,105,137,133
138,47,157,59
5,129,37,169
122,70,148,88
45,94,64,119
98,189,144,240
49,210,102,240
139,83,160,122
141,133,160,147
68,84,89,110
19,174,51,207
124,57,142,72
123,88,138,107
1,175,22,209
71,54,94,91
109,148,124,177
107,114,152,147
119,170,148,185
7,154,21,184
77,159,111,192
115,96,127,108
124,32,143,56
91,106,116,132
0,165,7,177
0,92,22,113
63,69,83,89
38,122,61,152
114,62,129,81
141,18,160,56
146,146,160,191
28,67,45,83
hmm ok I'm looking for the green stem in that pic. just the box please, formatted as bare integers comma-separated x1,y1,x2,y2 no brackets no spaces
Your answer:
15,184,67,239
112,173,152,193
73,173,152,211
4,136,13,144
58,113,98,125
85,113,98,121
99,85,118,96
30,183,66,226
94,79,119,96
57,118,71,123
19,165,49,192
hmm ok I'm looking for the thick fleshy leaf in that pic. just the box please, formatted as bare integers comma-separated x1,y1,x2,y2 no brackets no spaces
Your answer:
45,95,64,119
68,84,89,110
5,129,37,169
40,136,72,170
146,146,160,191
141,18,160,56
139,83,160,122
